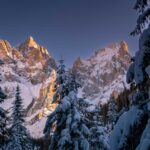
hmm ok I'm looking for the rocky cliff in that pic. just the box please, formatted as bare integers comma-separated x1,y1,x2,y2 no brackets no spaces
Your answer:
72,41,131,105
0,38,131,137
0,37,57,136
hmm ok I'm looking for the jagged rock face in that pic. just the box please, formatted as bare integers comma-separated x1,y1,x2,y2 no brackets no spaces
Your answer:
0,40,25,63
0,37,56,83
120,41,128,53
0,40,13,62
11,48,25,61
17,36,56,69
0,37,58,136
16,37,56,84
0,36,57,108
1,38,132,137
72,41,131,104
26,70,57,119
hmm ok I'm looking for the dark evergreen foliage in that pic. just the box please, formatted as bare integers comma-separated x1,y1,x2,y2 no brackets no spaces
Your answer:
0,87,9,148
111,1,150,149
131,0,149,35
44,59,109,150
44,60,91,150
127,0,150,88
6,86,33,150
0,87,7,103
52,58,69,104
118,113,148,150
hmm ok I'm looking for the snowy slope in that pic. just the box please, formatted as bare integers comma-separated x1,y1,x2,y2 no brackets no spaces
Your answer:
110,106,145,150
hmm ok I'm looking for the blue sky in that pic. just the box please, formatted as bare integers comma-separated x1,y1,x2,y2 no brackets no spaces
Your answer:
0,0,138,66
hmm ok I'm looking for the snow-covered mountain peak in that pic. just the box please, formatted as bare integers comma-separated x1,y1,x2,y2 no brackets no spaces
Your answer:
27,36,34,41
0,37,57,136
16,37,56,69
72,41,131,105
1,39,132,137
17,36,39,55
94,41,129,59
17,36,49,58
25,36,38,49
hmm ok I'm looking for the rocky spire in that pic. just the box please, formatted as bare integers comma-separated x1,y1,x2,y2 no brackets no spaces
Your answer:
16,36,56,69
117,41,130,59
25,36,38,48
0,40,11,51
120,41,128,53
0,40,12,59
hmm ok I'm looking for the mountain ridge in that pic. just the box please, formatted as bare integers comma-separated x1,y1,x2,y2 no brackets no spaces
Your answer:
0,37,131,136
72,41,131,105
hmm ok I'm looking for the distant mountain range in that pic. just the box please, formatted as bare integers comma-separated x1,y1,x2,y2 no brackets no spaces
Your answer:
0,37,131,137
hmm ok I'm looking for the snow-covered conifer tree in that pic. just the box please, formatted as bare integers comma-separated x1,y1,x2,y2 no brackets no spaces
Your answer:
44,60,91,150
111,1,150,149
52,58,69,104
107,99,118,129
90,125,109,150
6,86,33,150
0,87,7,103
126,0,150,104
0,108,9,147
110,106,148,150
0,88,9,149
127,0,150,90
44,60,110,149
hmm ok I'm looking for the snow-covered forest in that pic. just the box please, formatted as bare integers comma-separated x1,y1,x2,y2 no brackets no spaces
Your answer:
0,0,150,150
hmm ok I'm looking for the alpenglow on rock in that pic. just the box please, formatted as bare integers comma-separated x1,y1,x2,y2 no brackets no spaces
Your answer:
0,38,131,137
0,37,57,136
17,36,56,68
